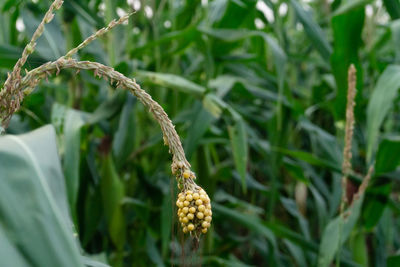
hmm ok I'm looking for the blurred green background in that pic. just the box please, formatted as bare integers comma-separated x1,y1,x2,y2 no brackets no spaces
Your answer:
1,0,400,266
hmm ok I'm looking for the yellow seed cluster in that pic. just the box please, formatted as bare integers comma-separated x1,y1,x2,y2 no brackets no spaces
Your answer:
176,188,212,235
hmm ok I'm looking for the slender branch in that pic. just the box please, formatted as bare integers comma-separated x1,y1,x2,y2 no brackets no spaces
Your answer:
10,0,63,77
353,164,374,204
19,58,190,169
0,0,64,127
64,12,134,59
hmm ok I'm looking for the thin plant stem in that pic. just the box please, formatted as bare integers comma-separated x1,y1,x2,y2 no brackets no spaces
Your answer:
354,164,374,202
64,12,134,59
337,64,357,267
341,64,357,213
0,0,64,128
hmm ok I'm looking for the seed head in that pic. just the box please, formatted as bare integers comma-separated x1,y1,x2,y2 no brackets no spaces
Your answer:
183,171,191,179
187,223,195,231
176,186,212,237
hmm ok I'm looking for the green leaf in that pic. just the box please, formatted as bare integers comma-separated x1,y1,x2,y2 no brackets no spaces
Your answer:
214,203,318,252
62,92,125,216
278,148,341,173
82,256,111,267
331,6,365,119
64,0,103,28
130,25,198,57
203,93,228,118
283,240,307,267
213,203,277,246
112,94,136,168
363,183,392,229
161,192,172,257
228,115,248,193
367,65,400,161
199,28,286,90
299,119,342,165
0,44,45,69
265,222,317,252
64,109,88,217
309,185,329,233
2,0,22,12
100,153,126,250
136,70,206,96
290,0,332,60
22,9,65,60
0,125,83,267
280,197,310,238
283,158,310,183
87,91,126,124
383,0,400,19
349,231,368,266
318,195,365,267
388,255,400,267
208,75,288,104
333,0,373,16
375,137,400,175
146,232,165,267
185,105,215,159
0,227,30,267
390,20,400,63
203,255,255,267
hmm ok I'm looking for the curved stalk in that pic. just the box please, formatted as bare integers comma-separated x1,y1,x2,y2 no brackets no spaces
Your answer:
0,0,209,239
20,58,190,169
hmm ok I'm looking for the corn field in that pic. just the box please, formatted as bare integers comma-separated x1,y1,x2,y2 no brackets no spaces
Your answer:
1,0,400,266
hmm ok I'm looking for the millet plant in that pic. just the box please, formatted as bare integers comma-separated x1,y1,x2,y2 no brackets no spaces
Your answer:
0,0,211,240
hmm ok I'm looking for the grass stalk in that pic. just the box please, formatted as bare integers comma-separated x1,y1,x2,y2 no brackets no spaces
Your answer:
337,64,357,267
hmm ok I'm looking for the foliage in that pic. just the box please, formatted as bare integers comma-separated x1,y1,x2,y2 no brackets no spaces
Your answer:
1,0,400,266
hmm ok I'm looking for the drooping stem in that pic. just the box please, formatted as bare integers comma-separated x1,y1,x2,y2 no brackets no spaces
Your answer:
19,58,190,169
0,0,197,192
0,0,210,240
